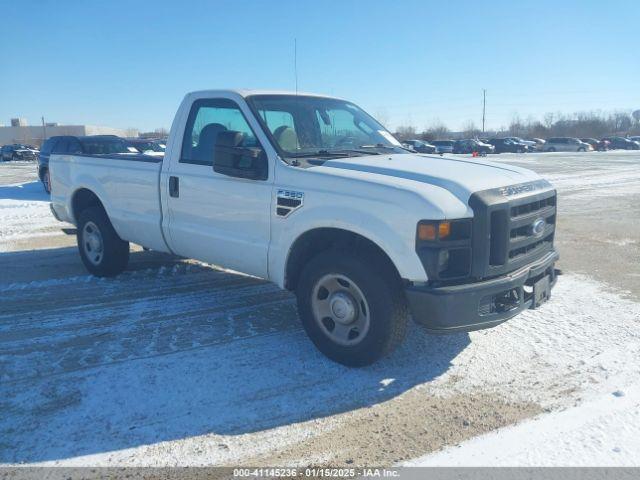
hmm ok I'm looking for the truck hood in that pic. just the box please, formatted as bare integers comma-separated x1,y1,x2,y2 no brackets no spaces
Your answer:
317,153,543,201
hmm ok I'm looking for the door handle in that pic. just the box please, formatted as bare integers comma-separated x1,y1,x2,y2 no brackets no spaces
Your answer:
169,176,179,197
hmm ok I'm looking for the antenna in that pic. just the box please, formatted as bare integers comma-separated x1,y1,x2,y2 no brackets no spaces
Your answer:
294,38,298,95
482,89,486,133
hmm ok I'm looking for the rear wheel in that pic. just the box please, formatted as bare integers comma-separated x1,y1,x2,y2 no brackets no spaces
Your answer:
578,147,586,152
296,249,408,366
547,147,556,152
43,169,51,194
77,206,129,277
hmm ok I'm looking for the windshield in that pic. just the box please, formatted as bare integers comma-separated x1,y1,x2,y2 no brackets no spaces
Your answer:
247,95,406,158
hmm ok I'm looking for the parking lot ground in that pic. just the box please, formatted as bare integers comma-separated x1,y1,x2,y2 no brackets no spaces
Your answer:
0,152,639,467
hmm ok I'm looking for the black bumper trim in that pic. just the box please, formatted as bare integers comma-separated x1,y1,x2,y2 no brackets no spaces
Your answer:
405,250,559,333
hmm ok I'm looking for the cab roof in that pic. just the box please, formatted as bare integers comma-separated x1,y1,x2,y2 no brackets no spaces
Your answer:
186,89,344,100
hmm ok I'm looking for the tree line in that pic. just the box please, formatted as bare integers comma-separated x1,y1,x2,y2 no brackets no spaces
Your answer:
395,109,640,141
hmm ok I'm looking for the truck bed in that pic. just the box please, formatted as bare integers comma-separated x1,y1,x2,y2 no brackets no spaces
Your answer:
50,152,169,252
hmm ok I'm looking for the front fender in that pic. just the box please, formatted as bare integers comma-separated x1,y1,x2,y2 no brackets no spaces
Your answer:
269,205,429,289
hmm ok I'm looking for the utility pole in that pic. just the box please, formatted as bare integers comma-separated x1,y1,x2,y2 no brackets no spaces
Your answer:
482,89,486,133
294,38,298,95
41,116,47,143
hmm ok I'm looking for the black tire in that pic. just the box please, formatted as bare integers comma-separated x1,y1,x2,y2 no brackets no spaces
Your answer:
11,153,18,162
77,206,129,277
547,147,556,152
296,249,408,366
578,147,585,152
42,169,51,194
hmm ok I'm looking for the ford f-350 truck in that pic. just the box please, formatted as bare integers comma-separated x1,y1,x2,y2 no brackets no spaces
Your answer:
49,90,558,366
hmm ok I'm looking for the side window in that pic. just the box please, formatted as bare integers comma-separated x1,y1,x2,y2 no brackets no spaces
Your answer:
52,139,68,153
180,98,260,166
67,139,83,153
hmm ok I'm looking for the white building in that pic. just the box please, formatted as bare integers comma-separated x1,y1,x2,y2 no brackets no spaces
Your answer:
0,124,138,147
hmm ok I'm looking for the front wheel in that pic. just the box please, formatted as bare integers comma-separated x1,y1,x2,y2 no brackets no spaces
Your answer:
547,147,556,152
296,249,408,366
77,206,129,277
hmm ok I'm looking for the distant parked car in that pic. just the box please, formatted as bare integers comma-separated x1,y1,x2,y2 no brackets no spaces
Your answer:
602,136,640,150
430,140,455,154
402,139,437,154
504,137,537,150
487,138,530,153
581,138,609,151
529,138,546,151
1,144,39,162
38,135,137,193
127,138,166,157
543,137,592,152
452,139,495,154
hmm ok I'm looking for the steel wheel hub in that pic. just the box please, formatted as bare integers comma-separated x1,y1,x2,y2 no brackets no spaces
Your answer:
82,221,104,265
329,291,357,324
311,273,370,346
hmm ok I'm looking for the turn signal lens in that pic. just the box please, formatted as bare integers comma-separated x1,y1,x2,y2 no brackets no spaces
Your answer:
418,223,437,241
418,219,470,242
438,221,451,239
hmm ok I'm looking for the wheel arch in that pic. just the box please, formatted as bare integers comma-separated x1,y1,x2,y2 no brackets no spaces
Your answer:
284,227,403,292
70,187,107,224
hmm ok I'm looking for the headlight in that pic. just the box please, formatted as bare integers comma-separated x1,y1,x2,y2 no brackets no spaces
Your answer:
416,219,473,282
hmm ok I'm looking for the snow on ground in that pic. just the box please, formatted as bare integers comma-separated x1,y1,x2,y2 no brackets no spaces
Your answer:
407,385,640,466
0,181,67,251
1,272,638,466
1,154,640,466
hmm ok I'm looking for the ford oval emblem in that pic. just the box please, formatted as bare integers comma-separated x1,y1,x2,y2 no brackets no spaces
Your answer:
531,218,546,237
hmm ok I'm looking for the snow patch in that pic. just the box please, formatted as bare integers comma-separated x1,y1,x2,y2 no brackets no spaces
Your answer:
407,384,640,466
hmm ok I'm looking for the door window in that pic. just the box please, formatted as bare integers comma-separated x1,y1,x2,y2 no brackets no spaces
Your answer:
181,98,260,166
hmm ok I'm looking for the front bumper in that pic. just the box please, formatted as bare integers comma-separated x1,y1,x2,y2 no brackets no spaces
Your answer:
406,250,558,333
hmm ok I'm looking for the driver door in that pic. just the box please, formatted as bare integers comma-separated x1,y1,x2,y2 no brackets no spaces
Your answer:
165,97,273,278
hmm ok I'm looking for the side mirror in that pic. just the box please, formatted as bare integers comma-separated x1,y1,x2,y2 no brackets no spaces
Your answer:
213,131,268,180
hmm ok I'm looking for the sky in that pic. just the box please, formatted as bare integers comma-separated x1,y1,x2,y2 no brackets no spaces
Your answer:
1,0,638,133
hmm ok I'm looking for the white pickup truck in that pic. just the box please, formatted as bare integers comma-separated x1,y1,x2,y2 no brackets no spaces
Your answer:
50,90,558,366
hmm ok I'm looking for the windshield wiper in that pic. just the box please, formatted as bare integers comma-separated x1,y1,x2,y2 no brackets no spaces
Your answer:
359,144,413,152
289,150,350,158
289,149,380,158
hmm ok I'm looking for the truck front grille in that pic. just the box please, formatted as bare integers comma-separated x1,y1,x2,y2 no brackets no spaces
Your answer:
469,181,557,279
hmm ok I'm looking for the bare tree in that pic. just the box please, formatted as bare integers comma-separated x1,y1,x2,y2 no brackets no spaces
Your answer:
395,125,416,140
461,121,480,138
422,121,450,141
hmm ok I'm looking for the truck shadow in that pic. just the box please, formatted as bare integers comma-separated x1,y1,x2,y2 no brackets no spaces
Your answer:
0,180,48,201
0,246,470,463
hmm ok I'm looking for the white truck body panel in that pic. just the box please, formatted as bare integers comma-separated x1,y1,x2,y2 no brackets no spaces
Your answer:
50,154,169,252
50,89,552,287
